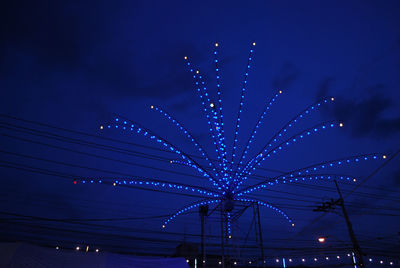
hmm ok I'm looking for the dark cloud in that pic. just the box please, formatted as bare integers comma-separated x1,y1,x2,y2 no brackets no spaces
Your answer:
343,168,400,220
316,77,335,101
141,47,235,99
316,81,400,139
271,62,300,90
0,1,207,101
0,1,105,70
168,95,198,112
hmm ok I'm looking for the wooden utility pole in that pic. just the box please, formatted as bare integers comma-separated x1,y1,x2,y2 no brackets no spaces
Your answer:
220,204,225,268
255,204,265,267
334,179,365,267
199,205,208,267
314,179,365,267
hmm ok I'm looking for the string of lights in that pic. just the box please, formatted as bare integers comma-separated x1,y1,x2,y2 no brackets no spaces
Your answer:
184,57,227,174
230,42,256,171
234,90,282,178
213,43,228,169
149,105,220,179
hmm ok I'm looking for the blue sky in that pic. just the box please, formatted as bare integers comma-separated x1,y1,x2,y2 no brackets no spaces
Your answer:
1,0,399,264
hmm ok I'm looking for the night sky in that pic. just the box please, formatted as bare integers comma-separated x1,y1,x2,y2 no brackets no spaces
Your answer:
1,0,400,266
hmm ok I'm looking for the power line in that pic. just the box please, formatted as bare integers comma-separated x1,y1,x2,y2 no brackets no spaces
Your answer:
2,127,397,202
0,160,208,199
345,149,400,199
4,114,395,192
4,153,397,211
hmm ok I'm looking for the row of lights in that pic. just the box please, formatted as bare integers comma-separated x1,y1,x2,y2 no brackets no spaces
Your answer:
237,175,358,196
55,246,99,253
59,244,396,266
164,198,293,229
230,42,256,167
185,256,396,266
74,178,218,197
210,45,230,173
184,56,228,187
235,90,283,177
227,43,258,187
163,199,220,228
192,62,227,170
236,198,294,226
213,42,227,174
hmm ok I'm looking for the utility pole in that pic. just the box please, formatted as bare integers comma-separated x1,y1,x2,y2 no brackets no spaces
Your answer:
220,204,225,268
199,205,208,267
314,179,365,267
334,179,365,267
255,204,265,267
